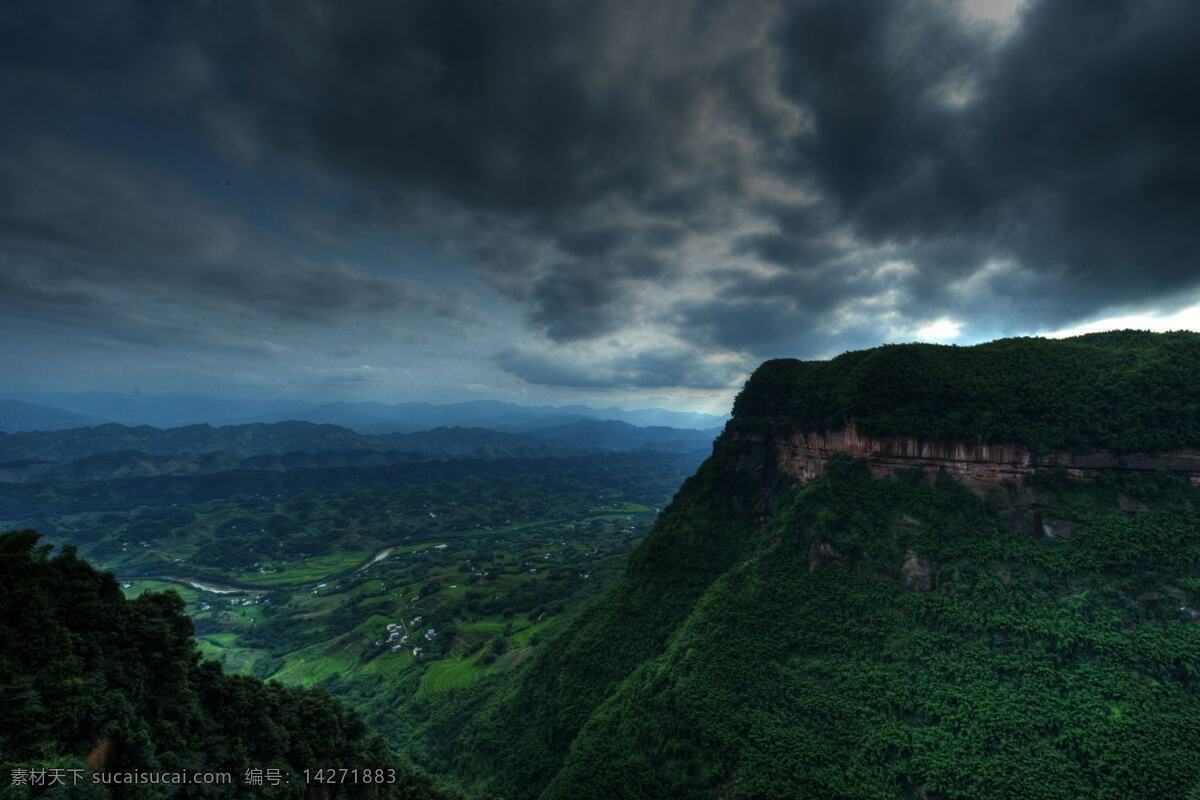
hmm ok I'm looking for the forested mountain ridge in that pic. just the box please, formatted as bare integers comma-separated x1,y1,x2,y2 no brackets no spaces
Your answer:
731,330,1200,453
0,445,564,484
0,421,376,462
0,420,715,474
410,332,1200,799
0,395,726,435
0,530,452,799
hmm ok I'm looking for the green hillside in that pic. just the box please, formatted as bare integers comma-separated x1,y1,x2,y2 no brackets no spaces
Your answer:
0,530,451,800
411,332,1200,799
541,458,1200,799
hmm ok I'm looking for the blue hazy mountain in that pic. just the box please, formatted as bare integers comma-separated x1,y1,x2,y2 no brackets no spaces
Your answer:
525,418,721,452
3,393,726,433
0,398,101,432
0,420,720,479
296,400,726,433
11,391,308,429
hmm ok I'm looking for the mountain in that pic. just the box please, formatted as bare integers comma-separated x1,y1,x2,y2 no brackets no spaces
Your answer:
294,399,726,433
0,530,450,798
0,449,245,482
375,425,556,457
414,331,1200,799
527,418,720,452
8,391,308,428
0,420,375,462
734,329,1200,452
0,398,99,432
0,422,564,465
0,422,714,481
562,404,727,430
0,434,569,483
10,392,728,432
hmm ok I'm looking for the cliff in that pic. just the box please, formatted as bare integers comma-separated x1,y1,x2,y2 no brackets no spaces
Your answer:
727,422,1200,537
432,332,1200,800
723,330,1200,518
739,424,1200,488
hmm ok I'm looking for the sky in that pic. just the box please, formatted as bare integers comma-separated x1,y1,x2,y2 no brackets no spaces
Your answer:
1,0,1197,414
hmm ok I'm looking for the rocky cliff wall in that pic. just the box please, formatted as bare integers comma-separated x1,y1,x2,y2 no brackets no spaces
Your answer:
729,424,1200,530
746,424,1200,487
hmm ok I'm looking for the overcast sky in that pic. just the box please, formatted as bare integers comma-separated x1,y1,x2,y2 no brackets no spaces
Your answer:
2,0,1197,413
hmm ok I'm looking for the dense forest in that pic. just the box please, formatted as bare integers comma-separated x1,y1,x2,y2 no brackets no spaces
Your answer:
532,457,1200,798
369,332,1200,799
731,330,1200,453
0,531,451,799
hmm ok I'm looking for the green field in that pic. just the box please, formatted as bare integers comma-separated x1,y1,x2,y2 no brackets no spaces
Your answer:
268,640,359,687
105,507,667,718
196,634,268,673
228,548,373,586
121,578,200,604
418,656,482,696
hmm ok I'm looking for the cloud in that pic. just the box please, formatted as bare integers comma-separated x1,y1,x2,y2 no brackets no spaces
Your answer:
661,0,1200,360
161,0,795,347
2,0,1199,399
0,142,471,335
914,317,964,341
497,346,747,391
1042,296,1200,339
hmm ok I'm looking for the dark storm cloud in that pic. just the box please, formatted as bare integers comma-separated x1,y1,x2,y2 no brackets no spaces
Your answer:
168,0,789,343
228,0,1200,343
3,0,1199,395
497,347,743,391
972,0,1200,305
843,5,1193,293
775,0,987,227
0,141,468,336
674,0,1200,360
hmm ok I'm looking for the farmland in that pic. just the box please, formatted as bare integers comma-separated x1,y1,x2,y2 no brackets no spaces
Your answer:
9,451,700,719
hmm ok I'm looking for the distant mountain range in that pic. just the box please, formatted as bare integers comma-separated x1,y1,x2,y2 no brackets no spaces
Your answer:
295,399,725,433
0,419,721,481
529,418,723,451
0,393,726,432
0,398,101,432
0,420,372,462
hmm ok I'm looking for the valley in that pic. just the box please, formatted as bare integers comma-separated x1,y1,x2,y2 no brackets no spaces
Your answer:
119,493,663,690
0,418,708,770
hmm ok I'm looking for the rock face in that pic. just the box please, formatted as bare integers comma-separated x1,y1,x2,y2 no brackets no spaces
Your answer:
808,541,848,572
900,550,935,592
736,424,1200,490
